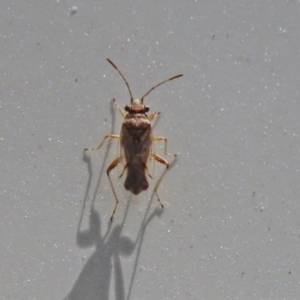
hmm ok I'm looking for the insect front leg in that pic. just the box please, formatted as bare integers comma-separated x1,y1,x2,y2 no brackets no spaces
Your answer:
113,99,126,120
153,136,177,157
107,156,123,221
148,111,160,122
84,134,120,152
152,153,171,209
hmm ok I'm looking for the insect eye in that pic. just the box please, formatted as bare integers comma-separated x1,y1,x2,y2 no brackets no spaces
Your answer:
125,105,131,112
144,106,149,112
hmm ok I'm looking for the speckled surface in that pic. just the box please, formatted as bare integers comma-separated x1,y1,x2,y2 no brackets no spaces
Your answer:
1,1,300,299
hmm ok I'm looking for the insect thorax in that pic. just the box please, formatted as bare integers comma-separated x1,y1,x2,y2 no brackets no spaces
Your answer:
124,113,150,136
121,114,152,159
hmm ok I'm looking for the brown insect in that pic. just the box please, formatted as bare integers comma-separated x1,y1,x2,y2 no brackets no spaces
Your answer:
85,59,183,221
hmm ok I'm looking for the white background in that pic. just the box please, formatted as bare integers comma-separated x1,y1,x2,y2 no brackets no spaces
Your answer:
1,1,300,299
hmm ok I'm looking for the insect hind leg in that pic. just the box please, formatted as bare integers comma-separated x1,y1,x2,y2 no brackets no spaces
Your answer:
152,153,175,208
107,156,123,221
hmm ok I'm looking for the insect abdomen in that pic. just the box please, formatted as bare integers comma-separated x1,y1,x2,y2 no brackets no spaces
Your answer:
124,158,149,195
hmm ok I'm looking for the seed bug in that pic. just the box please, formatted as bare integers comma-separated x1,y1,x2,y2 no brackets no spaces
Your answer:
85,59,183,221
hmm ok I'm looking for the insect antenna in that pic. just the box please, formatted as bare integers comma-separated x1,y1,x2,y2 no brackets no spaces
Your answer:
107,58,134,103
141,74,183,103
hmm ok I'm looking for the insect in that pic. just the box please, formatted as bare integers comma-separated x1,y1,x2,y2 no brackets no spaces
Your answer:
85,59,183,221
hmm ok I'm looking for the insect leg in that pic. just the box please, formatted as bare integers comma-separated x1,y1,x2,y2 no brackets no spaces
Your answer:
107,156,123,221
145,166,153,179
148,111,160,122
118,163,128,178
152,153,170,208
153,136,177,157
84,134,120,152
113,99,126,120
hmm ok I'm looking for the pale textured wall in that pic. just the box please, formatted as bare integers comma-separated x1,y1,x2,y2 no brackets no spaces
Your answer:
1,1,300,299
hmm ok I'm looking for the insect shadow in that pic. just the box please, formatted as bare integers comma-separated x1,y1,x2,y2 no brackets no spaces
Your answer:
63,178,162,300
85,58,183,221
125,157,177,300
